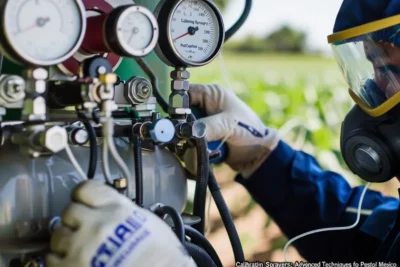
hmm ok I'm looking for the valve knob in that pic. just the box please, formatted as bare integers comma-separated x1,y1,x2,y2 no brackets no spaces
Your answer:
69,128,89,146
148,119,175,143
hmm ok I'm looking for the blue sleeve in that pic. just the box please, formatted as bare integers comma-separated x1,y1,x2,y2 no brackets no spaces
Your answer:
236,141,399,262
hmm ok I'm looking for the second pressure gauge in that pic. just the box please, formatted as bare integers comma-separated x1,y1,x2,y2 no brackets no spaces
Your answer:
155,0,225,67
81,5,159,57
0,0,86,66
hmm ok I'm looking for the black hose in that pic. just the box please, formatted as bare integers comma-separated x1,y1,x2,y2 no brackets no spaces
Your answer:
134,58,169,113
185,242,218,267
185,226,223,267
224,0,253,43
155,206,185,243
208,171,245,262
77,112,98,179
188,114,210,235
132,135,143,207
193,136,210,234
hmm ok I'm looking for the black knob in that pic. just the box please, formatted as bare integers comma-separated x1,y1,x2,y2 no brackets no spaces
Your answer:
82,56,113,78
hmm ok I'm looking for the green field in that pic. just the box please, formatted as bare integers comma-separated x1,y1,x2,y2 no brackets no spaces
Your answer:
184,52,399,265
188,51,363,184
190,51,344,86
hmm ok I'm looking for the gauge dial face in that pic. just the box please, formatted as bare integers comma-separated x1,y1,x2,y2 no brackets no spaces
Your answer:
169,0,221,64
116,6,158,57
3,0,85,66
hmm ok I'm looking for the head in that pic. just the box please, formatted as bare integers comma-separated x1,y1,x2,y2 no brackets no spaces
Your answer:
329,0,400,183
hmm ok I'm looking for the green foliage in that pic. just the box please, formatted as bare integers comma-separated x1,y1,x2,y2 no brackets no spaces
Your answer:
225,25,307,54
191,51,361,186
265,25,306,53
212,0,228,10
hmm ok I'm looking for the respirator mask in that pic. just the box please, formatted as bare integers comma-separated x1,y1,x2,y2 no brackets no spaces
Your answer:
329,16,400,183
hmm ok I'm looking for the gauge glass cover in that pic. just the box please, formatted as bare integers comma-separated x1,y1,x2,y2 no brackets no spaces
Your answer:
4,0,84,65
169,0,221,64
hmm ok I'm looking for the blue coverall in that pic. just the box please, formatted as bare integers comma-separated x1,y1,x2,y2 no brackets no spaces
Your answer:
236,141,400,262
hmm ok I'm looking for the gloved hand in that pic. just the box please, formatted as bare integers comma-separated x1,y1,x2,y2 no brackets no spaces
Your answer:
47,181,196,267
187,84,280,178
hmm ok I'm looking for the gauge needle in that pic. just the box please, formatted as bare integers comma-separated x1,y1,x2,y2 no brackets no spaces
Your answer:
17,17,50,35
127,27,139,44
18,24,37,34
173,26,199,41
174,32,190,41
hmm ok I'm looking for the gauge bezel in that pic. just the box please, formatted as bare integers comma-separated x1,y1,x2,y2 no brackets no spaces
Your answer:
0,0,87,67
155,0,225,67
106,5,159,58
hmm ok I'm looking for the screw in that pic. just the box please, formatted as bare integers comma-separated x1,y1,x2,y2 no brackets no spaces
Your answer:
141,86,150,94
97,66,107,75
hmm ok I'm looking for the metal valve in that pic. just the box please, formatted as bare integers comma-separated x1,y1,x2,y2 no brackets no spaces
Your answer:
0,75,26,107
149,119,175,143
68,127,89,146
124,76,153,105
133,118,175,143
12,126,68,155
176,121,207,139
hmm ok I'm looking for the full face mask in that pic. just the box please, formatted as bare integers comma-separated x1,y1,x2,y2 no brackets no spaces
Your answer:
329,15,400,183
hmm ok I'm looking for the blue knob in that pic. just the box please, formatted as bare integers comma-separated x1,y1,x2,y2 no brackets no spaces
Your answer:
149,119,175,143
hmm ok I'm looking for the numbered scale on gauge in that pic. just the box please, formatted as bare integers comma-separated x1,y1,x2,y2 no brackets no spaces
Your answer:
116,8,156,53
0,0,86,66
155,0,225,67
171,1,219,62
80,5,159,58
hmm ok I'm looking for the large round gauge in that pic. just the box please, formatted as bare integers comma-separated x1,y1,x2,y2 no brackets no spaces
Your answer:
155,0,225,67
0,0,86,66
81,5,159,58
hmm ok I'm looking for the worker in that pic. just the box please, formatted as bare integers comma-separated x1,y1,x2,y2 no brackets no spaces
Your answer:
47,0,400,265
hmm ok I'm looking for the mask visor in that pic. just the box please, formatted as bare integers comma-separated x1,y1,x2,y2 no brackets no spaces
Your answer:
329,17,400,116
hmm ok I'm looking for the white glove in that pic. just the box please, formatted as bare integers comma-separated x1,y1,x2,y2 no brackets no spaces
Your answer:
187,84,280,178
46,181,196,267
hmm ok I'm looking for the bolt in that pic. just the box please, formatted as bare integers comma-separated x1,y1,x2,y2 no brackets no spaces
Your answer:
39,126,68,153
9,82,22,93
170,92,189,108
0,75,25,103
114,178,128,190
142,86,150,94
125,77,152,104
136,82,152,98
171,80,189,91
171,70,190,80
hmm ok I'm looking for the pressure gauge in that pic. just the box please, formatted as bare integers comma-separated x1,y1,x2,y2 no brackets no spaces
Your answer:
155,0,225,67
0,0,86,66
81,5,159,57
